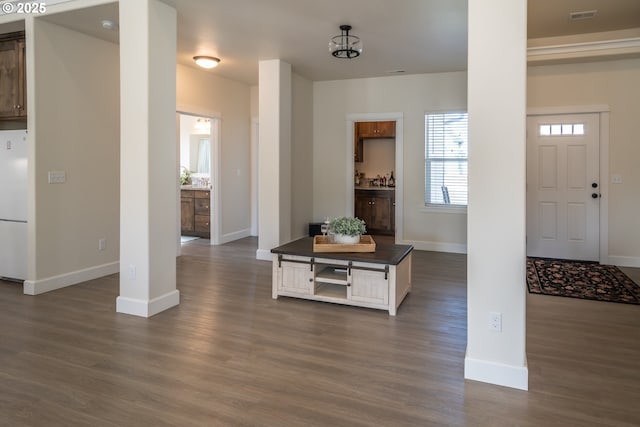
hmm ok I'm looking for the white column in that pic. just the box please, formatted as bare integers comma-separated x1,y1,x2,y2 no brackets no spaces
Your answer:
117,0,179,317
465,0,528,390
256,60,292,260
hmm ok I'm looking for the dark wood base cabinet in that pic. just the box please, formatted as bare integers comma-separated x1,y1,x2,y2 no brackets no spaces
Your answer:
355,189,395,235
181,189,210,238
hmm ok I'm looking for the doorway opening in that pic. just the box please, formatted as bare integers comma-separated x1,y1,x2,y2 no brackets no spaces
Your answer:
346,113,404,243
353,120,396,237
177,112,221,246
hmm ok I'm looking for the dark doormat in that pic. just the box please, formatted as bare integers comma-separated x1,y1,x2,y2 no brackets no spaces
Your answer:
526,257,640,305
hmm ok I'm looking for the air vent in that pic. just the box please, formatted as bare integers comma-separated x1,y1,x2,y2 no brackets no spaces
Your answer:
569,10,597,21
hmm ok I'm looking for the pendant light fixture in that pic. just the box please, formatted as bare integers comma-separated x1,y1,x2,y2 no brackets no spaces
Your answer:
329,25,362,59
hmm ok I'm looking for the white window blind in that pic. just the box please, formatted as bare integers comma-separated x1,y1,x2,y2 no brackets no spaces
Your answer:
425,112,468,206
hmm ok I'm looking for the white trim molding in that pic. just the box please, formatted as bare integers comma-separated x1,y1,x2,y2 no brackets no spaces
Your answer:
400,239,467,254
256,248,272,261
527,105,610,115
528,37,640,64
116,289,180,318
465,353,529,391
607,256,640,269
23,262,119,295
221,228,252,244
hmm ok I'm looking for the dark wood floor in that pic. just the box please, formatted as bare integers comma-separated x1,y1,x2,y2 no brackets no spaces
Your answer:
1,237,638,426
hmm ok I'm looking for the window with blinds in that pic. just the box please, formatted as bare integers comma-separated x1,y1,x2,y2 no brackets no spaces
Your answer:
425,112,468,206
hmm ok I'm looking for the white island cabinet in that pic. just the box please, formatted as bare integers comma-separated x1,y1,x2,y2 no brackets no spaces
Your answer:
271,238,413,315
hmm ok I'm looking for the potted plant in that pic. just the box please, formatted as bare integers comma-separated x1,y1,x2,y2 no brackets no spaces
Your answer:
180,166,191,186
330,216,366,244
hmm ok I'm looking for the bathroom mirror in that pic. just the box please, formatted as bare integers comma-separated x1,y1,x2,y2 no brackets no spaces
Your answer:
189,135,210,175
179,114,212,183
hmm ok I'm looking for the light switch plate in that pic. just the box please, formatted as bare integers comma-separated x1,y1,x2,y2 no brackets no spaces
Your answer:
48,171,66,184
611,174,623,184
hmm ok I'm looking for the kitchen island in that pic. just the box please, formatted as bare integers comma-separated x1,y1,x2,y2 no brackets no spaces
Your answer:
271,237,413,315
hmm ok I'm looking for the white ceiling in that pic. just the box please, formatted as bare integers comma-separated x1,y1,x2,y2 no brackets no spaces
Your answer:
33,0,640,85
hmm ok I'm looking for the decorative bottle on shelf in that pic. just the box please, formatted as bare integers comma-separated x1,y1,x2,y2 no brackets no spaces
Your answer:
388,171,395,187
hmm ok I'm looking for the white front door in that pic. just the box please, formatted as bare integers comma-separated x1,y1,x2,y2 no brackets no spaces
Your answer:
526,113,600,261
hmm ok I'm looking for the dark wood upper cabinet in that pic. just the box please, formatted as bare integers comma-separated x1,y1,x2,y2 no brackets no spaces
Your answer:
356,121,396,138
354,121,396,162
0,32,26,120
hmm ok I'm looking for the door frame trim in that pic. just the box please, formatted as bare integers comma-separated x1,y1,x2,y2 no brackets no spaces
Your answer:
345,112,404,243
176,106,223,247
527,106,610,263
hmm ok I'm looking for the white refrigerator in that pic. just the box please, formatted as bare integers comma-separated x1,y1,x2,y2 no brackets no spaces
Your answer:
0,129,27,281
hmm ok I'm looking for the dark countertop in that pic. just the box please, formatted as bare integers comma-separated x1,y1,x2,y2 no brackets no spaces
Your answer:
354,186,395,191
180,185,211,191
271,237,413,265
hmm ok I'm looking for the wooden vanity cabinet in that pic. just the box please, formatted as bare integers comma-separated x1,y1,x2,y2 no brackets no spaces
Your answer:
181,189,210,238
0,32,26,120
181,191,195,233
355,189,395,235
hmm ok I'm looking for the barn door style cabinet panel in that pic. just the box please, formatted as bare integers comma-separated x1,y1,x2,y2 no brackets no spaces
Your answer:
271,238,413,315
0,32,26,120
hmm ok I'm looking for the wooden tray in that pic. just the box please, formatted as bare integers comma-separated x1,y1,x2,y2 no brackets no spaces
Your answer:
313,235,376,253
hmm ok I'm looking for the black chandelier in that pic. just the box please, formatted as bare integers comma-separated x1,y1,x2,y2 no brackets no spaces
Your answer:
329,25,363,59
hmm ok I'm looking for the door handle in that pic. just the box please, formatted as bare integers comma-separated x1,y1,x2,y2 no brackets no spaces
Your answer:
591,193,601,199
592,182,598,188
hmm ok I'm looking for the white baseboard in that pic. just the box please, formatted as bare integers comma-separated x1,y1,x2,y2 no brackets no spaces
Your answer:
116,289,180,318
464,353,529,391
23,262,119,295
221,228,251,244
607,255,640,268
256,249,272,261
399,239,467,254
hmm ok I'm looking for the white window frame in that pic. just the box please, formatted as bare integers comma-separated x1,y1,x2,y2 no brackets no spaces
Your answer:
423,111,468,214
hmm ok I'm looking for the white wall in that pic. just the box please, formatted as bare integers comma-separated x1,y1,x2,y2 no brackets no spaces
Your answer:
355,138,395,179
290,73,314,240
313,73,467,250
177,64,252,242
29,19,120,285
528,58,640,266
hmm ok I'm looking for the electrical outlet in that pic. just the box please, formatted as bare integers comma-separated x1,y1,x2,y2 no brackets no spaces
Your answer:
611,174,623,184
129,264,136,280
489,312,502,332
98,238,106,251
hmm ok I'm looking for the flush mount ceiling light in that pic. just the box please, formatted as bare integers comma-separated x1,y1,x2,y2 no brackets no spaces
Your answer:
101,19,118,30
193,56,221,69
329,25,362,59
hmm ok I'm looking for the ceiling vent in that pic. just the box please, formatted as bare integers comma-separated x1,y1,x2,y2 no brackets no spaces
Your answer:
569,10,597,21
